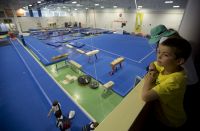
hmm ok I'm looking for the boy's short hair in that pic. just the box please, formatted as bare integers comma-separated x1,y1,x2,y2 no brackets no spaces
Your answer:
161,37,192,61
53,100,59,106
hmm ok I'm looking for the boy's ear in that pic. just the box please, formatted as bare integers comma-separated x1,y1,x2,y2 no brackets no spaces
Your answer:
176,58,185,65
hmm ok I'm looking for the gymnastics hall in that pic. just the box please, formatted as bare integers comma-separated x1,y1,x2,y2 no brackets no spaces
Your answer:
0,0,200,131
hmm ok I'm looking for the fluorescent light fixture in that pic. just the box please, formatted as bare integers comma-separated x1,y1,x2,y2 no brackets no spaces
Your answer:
173,5,180,8
29,4,32,7
74,8,77,10
85,8,88,10
101,6,104,8
113,6,117,8
37,1,41,4
138,6,142,8
72,1,77,4
95,3,99,6
165,1,173,4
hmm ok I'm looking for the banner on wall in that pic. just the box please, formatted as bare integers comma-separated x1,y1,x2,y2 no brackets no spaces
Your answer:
134,12,144,33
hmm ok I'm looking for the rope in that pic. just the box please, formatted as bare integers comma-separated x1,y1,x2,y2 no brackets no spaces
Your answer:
91,8,98,80
134,0,138,10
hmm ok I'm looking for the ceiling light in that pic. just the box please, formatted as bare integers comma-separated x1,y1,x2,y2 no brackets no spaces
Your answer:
29,5,32,7
101,6,104,8
72,1,77,4
37,1,41,4
113,6,117,8
165,1,173,4
95,4,99,6
173,5,180,8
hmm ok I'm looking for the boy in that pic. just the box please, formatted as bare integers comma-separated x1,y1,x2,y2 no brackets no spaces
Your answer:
142,37,192,129
56,111,71,131
48,100,62,118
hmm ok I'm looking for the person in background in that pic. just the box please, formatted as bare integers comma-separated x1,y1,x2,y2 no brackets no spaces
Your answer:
82,121,99,131
55,111,71,131
142,37,192,130
48,100,62,118
20,34,26,46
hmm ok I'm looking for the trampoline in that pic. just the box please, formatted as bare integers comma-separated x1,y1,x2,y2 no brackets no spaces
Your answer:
68,41,85,48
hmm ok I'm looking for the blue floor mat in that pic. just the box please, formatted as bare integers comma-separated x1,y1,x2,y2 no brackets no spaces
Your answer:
73,52,146,96
0,45,58,131
73,34,154,62
25,33,155,97
24,36,68,66
56,34,155,96
0,40,92,131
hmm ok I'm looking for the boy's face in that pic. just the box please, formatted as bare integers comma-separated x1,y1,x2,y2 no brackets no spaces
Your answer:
156,44,179,68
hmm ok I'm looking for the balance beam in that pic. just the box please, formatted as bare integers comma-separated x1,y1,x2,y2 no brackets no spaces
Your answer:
66,44,74,49
69,60,82,69
85,50,99,62
51,53,68,61
110,57,124,75
111,57,124,66
76,49,85,54
85,50,99,57
51,53,69,71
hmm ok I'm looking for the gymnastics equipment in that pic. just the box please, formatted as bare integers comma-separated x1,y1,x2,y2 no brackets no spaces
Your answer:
89,81,99,89
102,81,114,92
110,57,124,75
66,75,77,82
76,49,85,54
78,75,91,85
69,60,82,73
85,50,99,62
85,50,99,56
68,42,85,48
51,53,69,71
66,44,74,49
51,53,68,61
62,75,77,84
69,60,82,69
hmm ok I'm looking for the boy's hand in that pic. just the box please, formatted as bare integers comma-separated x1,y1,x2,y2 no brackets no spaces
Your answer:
145,70,158,83
148,62,157,72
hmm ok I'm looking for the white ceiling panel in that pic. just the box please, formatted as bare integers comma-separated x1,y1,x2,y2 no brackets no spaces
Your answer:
0,0,188,11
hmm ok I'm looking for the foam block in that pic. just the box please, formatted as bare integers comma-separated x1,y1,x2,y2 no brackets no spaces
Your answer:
103,81,114,90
